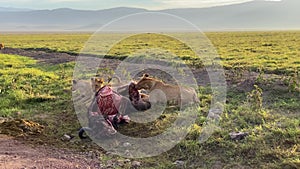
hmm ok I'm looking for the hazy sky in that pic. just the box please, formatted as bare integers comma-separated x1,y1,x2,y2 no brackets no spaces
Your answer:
0,0,281,10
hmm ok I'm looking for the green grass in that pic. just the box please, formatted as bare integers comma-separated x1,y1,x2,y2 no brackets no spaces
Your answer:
207,31,300,74
0,32,299,168
0,53,75,127
2,31,300,74
0,33,90,54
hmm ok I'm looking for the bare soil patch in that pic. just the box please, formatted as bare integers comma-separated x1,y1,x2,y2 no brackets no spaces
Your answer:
0,134,102,169
0,47,76,64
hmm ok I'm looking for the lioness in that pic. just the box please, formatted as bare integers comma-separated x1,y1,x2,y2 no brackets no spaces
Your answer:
72,76,122,107
136,74,199,106
0,43,4,50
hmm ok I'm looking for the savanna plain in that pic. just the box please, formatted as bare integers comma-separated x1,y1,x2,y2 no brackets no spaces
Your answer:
0,31,299,168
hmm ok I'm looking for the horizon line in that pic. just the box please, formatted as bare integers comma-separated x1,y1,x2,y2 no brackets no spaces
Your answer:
0,1,283,12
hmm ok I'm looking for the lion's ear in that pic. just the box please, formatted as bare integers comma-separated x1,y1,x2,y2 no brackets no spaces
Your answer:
143,73,149,78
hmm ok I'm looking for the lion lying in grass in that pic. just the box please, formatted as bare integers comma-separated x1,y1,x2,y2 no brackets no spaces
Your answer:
136,74,199,106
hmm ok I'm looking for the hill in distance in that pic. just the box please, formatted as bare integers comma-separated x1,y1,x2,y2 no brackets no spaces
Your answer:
0,0,299,31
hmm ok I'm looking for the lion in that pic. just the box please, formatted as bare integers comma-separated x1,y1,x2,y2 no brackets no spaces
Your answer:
136,74,199,106
0,43,4,50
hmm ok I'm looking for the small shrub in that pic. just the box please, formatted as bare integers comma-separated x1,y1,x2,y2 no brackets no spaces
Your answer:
288,69,300,92
247,85,263,111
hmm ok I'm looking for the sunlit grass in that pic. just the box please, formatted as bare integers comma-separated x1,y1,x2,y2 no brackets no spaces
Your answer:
2,31,300,74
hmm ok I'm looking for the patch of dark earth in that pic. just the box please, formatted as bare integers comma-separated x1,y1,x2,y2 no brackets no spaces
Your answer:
1,47,289,93
0,134,102,169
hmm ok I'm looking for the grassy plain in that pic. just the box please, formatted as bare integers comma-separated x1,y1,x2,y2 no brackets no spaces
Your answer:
1,31,300,73
0,31,299,168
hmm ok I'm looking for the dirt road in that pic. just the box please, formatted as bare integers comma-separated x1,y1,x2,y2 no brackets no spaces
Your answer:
0,135,101,169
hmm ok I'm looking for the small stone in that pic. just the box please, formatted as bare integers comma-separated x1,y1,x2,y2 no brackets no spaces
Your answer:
229,132,249,140
106,151,113,155
123,142,131,147
117,160,124,167
173,160,185,166
124,159,131,163
61,134,72,141
132,161,141,168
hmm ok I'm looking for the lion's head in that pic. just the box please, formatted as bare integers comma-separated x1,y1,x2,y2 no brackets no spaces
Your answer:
0,43,4,50
136,74,158,90
91,77,104,92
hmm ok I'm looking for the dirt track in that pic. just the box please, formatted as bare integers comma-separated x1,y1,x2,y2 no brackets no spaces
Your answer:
0,135,102,169
0,47,76,64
